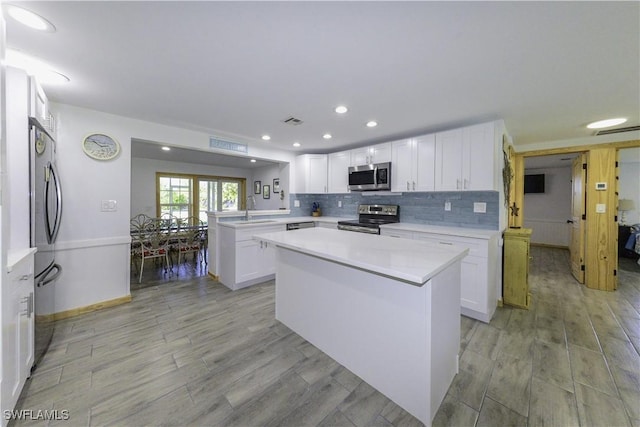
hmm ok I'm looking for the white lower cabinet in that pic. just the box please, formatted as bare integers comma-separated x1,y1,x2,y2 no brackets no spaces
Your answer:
3,250,36,424
218,224,284,290
382,228,500,322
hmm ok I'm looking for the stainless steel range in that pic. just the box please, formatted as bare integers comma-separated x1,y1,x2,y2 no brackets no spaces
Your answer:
337,204,400,234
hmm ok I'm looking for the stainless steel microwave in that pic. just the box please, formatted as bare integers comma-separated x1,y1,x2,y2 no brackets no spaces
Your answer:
348,162,391,191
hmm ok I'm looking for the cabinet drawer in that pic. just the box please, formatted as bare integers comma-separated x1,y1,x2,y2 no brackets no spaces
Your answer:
381,229,413,239
236,225,285,241
413,233,488,257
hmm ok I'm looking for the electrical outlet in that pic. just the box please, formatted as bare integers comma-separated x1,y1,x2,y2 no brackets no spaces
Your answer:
444,201,451,211
473,202,486,213
294,200,300,207
338,201,342,208
596,203,606,213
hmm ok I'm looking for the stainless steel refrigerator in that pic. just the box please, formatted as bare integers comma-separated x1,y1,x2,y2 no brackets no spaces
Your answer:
29,117,63,370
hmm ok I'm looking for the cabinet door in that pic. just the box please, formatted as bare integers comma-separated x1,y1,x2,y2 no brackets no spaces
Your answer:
307,155,328,193
413,134,435,192
460,255,486,313
260,240,277,275
371,142,392,163
462,122,494,190
434,128,463,191
350,147,370,166
328,151,351,193
391,139,414,192
236,240,263,282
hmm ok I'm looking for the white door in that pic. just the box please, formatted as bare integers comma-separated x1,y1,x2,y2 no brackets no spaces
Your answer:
371,142,392,163
307,155,328,193
435,128,463,190
463,122,494,190
328,151,351,193
391,139,413,192
413,134,436,191
570,154,586,283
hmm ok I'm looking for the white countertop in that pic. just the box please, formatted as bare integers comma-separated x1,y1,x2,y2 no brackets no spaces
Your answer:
381,223,502,239
7,247,37,273
254,228,468,286
217,215,352,229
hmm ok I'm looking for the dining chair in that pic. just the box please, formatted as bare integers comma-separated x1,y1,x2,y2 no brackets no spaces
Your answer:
133,221,171,283
175,216,205,268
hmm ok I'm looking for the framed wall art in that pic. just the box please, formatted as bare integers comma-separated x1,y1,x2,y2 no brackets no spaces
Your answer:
254,181,261,194
263,185,270,199
273,178,280,193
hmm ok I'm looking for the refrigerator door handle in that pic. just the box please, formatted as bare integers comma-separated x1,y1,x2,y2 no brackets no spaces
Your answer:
44,162,63,244
37,263,62,288
49,162,63,244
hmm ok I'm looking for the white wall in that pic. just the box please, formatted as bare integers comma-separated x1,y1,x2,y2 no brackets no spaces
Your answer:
130,157,252,217
619,160,640,225
49,102,296,314
523,167,572,247
250,163,285,210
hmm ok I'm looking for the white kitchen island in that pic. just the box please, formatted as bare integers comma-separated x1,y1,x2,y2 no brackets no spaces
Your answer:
254,228,468,426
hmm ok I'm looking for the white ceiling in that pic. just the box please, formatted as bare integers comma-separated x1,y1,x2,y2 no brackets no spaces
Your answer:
5,1,639,161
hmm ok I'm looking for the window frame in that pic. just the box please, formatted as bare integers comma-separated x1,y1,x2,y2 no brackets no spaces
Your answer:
155,172,247,221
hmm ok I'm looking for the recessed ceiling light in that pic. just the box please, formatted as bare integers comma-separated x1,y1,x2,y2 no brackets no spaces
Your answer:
335,105,348,114
5,5,56,32
586,118,627,129
366,121,378,128
250,159,257,163
293,142,301,147
161,146,171,151
323,133,332,140
6,49,69,84
261,135,271,141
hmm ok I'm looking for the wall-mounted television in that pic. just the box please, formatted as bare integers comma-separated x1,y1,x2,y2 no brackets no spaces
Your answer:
524,174,545,194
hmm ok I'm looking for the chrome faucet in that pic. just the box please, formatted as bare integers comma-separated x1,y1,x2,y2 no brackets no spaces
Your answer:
246,195,256,220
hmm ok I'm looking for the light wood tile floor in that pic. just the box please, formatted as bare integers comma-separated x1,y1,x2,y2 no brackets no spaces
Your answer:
11,248,640,426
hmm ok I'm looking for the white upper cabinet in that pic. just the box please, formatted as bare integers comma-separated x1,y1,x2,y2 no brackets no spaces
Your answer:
295,154,328,194
391,135,435,192
328,150,351,193
350,142,391,166
435,122,496,191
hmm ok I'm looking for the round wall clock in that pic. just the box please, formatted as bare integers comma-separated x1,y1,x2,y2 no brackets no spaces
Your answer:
35,129,46,155
82,133,120,160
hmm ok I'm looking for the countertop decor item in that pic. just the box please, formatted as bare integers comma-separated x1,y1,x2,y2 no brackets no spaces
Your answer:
82,133,120,160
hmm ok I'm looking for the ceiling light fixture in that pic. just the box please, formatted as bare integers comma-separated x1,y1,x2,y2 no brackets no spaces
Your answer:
293,142,301,147
5,4,56,32
6,49,70,84
586,118,627,129
161,146,171,151
366,121,378,128
250,159,257,163
335,105,348,114
261,135,271,141
323,133,332,140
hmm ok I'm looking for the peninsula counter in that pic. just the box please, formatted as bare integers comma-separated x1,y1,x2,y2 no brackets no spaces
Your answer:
254,228,468,426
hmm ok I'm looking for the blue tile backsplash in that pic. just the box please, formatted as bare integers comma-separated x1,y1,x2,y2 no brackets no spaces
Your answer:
289,191,499,230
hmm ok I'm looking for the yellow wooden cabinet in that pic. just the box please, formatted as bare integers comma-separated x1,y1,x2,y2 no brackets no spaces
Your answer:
503,228,532,309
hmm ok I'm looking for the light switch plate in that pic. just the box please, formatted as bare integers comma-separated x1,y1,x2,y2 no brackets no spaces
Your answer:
596,203,606,213
338,201,342,208
294,200,300,207
473,202,486,213
444,201,451,211
101,200,117,212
